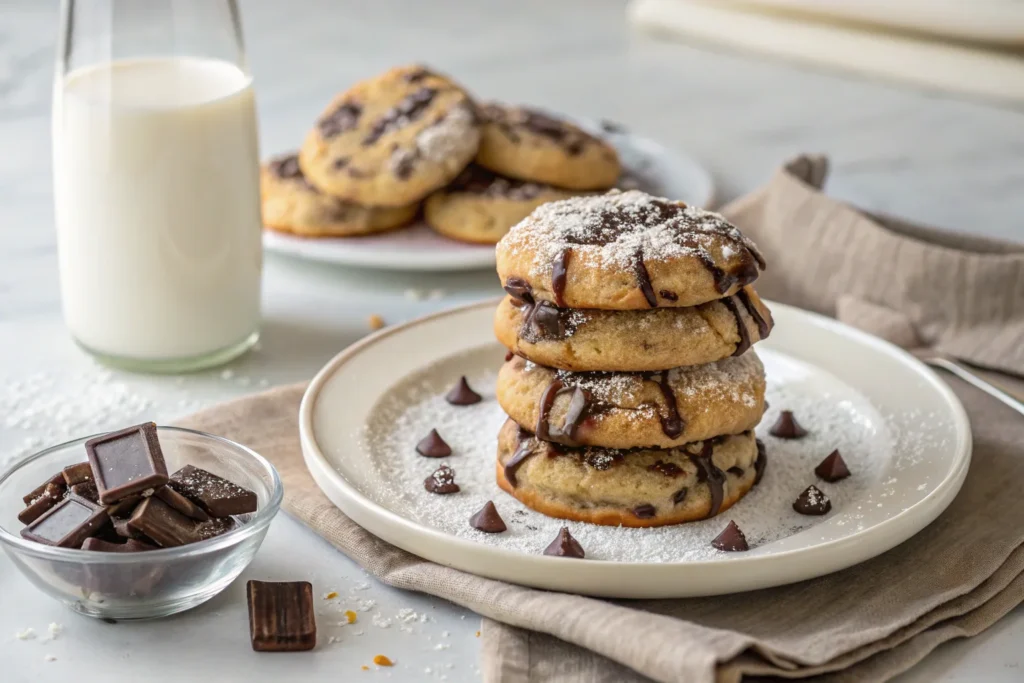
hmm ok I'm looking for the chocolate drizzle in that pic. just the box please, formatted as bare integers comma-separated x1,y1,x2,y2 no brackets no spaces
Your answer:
723,288,773,356
737,288,771,339
318,101,363,138
363,87,437,145
536,380,592,446
754,439,767,485
504,277,534,305
632,250,657,307
646,372,684,439
722,296,752,357
503,442,534,488
688,441,725,518
551,249,571,307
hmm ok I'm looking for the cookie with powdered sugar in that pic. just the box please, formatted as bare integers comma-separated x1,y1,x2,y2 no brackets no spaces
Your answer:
496,352,766,450
495,418,764,527
495,190,766,310
299,65,480,207
494,284,773,372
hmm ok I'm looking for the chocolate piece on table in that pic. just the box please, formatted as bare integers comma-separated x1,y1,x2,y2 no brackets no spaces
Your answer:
793,485,832,516
70,480,100,504
21,496,109,548
469,501,506,533
769,410,808,439
815,449,851,483
81,537,156,552
86,422,169,504
711,520,749,552
445,376,482,406
104,494,142,518
155,485,210,521
246,580,317,652
23,473,66,506
415,429,452,458
62,462,94,486
128,497,201,548
423,465,460,494
17,483,64,525
168,465,257,518
196,516,237,540
543,527,585,558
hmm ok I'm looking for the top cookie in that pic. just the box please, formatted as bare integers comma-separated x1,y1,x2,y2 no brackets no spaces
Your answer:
476,103,620,190
299,65,480,207
495,190,765,310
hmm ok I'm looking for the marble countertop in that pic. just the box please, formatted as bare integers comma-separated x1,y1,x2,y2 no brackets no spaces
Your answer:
0,1,1021,681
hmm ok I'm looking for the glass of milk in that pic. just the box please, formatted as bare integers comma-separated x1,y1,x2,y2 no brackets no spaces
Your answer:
53,0,262,372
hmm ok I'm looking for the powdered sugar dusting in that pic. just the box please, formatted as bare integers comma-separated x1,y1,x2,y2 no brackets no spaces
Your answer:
360,346,901,563
416,105,478,164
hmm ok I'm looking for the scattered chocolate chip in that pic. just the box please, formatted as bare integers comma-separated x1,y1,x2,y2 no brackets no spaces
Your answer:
415,429,452,457
647,460,683,477
711,520,749,552
445,376,482,405
504,350,514,362
793,485,832,515
424,465,460,494
543,527,585,558
469,501,506,533
672,487,688,505
815,449,851,482
247,580,317,652
658,289,678,302
632,504,657,519
769,410,808,439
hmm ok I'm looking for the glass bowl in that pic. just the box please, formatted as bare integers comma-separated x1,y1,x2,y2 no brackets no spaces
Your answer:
0,426,282,620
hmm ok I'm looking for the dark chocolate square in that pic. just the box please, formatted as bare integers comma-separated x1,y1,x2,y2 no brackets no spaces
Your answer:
86,422,168,504
169,465,257,518
21,496,109,548
246,581,316,652
127,497,200,548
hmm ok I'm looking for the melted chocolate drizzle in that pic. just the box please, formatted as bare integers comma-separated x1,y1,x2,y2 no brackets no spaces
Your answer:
503,442,534,488
646,372,684,438
754,439,767,485
688,441,725,519
504,277,534,305
723,288,773,356
722,296,752,357
535,380,592,446
632,250,658,308
737,288,771,339
551,249,571,307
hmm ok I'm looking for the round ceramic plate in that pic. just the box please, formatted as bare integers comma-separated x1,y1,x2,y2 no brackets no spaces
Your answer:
263,123,714,272
299,300,970,598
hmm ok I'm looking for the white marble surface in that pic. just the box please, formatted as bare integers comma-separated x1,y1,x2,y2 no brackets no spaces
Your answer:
0,0,1022,681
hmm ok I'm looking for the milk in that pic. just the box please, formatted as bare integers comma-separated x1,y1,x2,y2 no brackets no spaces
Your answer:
53,57,262,362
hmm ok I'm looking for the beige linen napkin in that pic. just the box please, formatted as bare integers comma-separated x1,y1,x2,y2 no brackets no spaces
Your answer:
177,156,1024,682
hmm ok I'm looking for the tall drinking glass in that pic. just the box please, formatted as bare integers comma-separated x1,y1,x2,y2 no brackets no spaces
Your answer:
53,0,262,372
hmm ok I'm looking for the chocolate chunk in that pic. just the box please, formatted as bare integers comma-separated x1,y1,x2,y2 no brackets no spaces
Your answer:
648,460,683,477
711,520,749,552
104,494,142,518
769,410,808,439
86,422,168,504
17,483,64,525
543,527,585,558
658,289,678,302
21,496,109,548
727,466,744,476
445,376,482,405
81,537,156,552
424,465,460,494
415,429,452,457
503,277,534,305
23,472,66,505
469,501,506,533
155,485,210,521
113,517,147,540
318,101,362,138
632,504,657,519
62,462,93,486
196,516,238,540
504,350,514,362
247,580,317,652
815,449,851,482
168,465,258,517
70,480,99,504
793,485,832,515
128,497,200,548
362,87,437,145
672,487,688,505
269,154,303,179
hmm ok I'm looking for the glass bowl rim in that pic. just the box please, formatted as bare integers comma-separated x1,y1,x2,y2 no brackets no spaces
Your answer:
0,425,283,564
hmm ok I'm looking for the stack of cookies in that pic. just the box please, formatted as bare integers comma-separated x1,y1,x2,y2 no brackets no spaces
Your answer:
261,64,622,244
493,190,774,528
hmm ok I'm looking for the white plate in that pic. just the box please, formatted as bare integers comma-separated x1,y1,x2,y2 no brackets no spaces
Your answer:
299,300,971,598
263,125,715,272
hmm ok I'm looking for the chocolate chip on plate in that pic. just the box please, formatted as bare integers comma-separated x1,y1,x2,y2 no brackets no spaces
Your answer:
445,376,482,406
543,527,585,558
815,449,851,482
424,465,460,494
469,501,506,533
769,410,808,439
711,520,749,552
415,429,452,457
793,485,832,516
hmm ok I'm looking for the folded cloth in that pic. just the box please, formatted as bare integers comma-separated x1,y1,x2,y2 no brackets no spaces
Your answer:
176,156,1024,682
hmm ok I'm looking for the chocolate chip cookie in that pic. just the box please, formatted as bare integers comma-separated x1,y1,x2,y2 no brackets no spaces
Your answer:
476,103,620,190
424,164,580,244
261,154,418,237
299,65,480,207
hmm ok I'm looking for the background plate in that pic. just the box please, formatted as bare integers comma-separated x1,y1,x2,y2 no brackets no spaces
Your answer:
299,300,970,598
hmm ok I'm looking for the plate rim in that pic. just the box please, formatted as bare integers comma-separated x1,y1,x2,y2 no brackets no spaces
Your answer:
298,298,971,593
